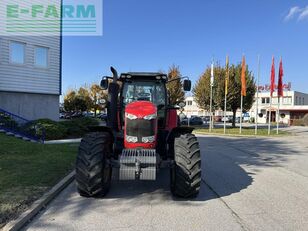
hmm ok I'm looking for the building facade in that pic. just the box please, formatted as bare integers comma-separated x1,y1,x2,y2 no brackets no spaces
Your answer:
249,90,308,125
0,2,61,120
182,89,308,125
183,96,229,117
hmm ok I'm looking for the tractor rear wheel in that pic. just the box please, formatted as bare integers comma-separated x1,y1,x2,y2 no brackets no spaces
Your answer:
171,133,201,198
76,132,112,197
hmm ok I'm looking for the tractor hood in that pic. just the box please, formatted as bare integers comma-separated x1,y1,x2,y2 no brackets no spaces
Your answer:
124,101,158,149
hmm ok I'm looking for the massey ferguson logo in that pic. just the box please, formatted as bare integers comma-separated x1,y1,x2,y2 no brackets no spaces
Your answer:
258,82,291,91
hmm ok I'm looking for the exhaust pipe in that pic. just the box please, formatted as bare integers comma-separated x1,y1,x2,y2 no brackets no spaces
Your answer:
110,66,118,83
107,66,119,131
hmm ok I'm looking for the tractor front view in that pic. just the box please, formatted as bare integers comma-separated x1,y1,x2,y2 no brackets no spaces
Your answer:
75,67,201,198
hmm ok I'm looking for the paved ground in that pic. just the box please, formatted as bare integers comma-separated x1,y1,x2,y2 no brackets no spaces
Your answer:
24,128,308,231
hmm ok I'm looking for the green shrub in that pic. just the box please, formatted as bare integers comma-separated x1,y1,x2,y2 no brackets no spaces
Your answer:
59,117,99,138
22,119,67,140
292,119,304,126
303,114,308,126
0,114,18,128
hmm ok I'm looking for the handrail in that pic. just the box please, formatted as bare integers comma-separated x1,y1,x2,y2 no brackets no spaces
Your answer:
0,108,45,143
0,108,30,122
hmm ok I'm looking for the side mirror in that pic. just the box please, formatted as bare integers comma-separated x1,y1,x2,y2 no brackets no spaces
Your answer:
100,77,109,90
183,79,191,91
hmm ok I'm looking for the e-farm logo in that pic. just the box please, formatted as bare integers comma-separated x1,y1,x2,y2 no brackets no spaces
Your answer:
0,0,103,36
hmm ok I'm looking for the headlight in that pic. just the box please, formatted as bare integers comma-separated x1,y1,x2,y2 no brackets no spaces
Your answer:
126,135,138,143
144,113,157,120
142,136,155,143
126,113,137,120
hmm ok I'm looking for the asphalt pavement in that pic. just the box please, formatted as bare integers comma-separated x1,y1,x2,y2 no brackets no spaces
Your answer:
24,128,308,231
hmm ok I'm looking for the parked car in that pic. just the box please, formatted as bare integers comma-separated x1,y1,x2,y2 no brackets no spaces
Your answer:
181,118,188,125
83,112,94,118
190,116,204,125
221,116,232,122
181,116,203,126
200,116,210,123
71,111,83,118
98,113,108,121
214,116,222,122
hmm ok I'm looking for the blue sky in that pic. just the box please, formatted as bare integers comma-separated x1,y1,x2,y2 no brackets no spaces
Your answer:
62,0,308,96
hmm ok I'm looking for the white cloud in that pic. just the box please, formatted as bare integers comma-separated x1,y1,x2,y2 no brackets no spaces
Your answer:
298,6,308,21
285,6,302,21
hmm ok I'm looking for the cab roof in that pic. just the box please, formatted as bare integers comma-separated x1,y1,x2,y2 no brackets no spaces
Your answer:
120,72,168,81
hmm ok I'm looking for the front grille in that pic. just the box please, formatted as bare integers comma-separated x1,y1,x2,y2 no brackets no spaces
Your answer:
126,118,155,142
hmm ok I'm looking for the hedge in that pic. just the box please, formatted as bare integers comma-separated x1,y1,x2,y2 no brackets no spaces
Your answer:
21,117,100,140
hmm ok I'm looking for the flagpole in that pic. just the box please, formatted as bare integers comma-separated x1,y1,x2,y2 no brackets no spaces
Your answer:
224,91,227,134
277,97,280,134
277,57,284,135
209,84,213,132
255,55,260,135
268,96,272,135
224,55,229,134
240,55,246,135
240,94,243,134
209,61,214,132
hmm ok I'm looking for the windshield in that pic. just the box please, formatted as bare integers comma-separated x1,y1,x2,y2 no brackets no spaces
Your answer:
122,81,166,107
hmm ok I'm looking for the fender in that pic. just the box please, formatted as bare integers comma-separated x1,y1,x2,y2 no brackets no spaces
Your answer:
166,126,194,144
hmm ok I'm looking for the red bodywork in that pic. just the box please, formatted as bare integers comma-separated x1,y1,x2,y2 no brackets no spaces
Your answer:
165,109,178,131
124,101,157,149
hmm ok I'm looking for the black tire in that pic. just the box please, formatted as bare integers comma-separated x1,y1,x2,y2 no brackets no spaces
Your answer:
171,133,201,198
75,132,112,197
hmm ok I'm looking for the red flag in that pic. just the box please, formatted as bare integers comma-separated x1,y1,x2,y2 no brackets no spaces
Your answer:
241,56,246,96
270,57,275,97
278,58,284,97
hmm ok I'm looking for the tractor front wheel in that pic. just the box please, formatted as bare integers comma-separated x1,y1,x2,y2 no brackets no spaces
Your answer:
76,132,112,197
171,133,201,198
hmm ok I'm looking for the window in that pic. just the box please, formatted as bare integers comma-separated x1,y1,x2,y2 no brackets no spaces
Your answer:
295,96,298,105
261,97,270,104
282,97,292,105
187,101,193,106
35,47,48,67
10,42,25,64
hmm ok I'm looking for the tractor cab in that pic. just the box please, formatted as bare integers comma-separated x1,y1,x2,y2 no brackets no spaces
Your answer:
119,73,168,128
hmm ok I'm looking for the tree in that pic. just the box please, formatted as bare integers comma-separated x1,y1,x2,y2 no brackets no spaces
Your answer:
64,90,87,112
221,64,256,127
90,84,107,116
166,65,185,106
64,90,77,112
78,86,92,112
193,63,256,127
193,64,225,111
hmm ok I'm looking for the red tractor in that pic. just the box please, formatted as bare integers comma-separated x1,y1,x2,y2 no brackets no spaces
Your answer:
75,67,201,198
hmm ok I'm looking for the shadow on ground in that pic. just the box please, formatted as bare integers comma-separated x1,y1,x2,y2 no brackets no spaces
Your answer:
23,135,301,230
198,135,300,199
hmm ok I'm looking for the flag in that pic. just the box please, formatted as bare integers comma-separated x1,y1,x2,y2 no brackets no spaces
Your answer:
210,62,214,87
270,57,275,97
278,58,284,97
225,55,229,95
241,55,246,96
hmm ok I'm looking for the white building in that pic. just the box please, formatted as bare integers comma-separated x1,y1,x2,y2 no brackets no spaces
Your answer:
0,1,62,120
182,96,231,118
250,90,308,125
182,86,308,125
